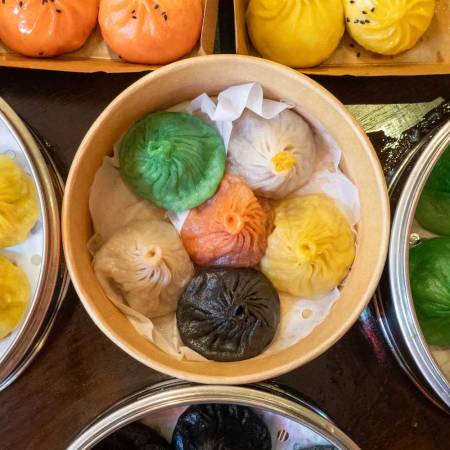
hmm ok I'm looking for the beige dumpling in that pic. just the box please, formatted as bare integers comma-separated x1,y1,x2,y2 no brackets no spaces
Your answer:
345,0,436,55
0,155,39,248
261,194,356,298
94,220,194,318
89,158,165,242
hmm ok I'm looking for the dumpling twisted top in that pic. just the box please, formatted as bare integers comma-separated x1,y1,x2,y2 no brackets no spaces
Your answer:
228,109,317,199
261,194,355,298
345,0,436,55
94,220,194,318
0,256,30,339
119,112,226,212
181,174,273,268
0,155,39,248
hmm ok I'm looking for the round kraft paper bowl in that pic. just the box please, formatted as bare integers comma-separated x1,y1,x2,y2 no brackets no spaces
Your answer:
62,55,390,384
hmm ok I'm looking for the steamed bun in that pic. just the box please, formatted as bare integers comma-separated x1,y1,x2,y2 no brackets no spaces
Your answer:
0,0,98,58
261,194,355,298
246,0,345,67
94,220,194,318
228,110,317,199
0,155,39,248
0,256,30,339
345,0,436,55
181,174,273,267
99,0,203,65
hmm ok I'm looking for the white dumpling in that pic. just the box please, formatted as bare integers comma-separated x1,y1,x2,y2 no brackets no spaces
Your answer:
89,158,165,241
227,109,317,199
93,220,194,318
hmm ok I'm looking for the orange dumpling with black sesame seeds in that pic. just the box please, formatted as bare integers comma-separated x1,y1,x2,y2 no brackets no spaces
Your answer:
0,0,99,58
99,0,203,65
181,174,274,268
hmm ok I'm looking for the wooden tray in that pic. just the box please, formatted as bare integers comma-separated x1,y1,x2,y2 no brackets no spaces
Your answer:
0,0,218,73
234,0,450,76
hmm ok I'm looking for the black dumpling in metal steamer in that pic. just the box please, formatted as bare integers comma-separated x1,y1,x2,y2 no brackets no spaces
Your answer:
172,404,272,450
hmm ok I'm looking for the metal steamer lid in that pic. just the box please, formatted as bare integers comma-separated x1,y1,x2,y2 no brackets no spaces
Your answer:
0,98,68,389
389,120,450,409
68,380,359,450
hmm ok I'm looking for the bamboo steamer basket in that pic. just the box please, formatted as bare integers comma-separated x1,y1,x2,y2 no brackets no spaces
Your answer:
62,55,390,384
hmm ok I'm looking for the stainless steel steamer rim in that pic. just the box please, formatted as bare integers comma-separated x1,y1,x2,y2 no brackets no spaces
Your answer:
0,99,67,389
383,120,450,409
68,380,359,450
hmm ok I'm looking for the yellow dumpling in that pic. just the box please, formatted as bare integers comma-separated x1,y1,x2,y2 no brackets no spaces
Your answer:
0,256,30,339
246,0,344,68
345,0,436,55
0,155,39,248
261,194,355,298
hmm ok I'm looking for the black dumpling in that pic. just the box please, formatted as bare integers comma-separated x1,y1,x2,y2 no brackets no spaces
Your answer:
93,422,170,450
176,268,280,361
172,404,272,450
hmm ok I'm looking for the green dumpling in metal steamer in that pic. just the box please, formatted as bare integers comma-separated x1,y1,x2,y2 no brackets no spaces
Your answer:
119,112,226,212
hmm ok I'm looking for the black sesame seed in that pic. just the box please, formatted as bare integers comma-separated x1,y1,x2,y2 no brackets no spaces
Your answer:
366,19,370,23
357,52,361,58
346,17,350,22
154,3,159,8
132,15,137,19
350,0,354,3
371,7,375,12
56,8,61,13
362,10,367,14
354,19,359,23
349,43,355,48
19,1,23,7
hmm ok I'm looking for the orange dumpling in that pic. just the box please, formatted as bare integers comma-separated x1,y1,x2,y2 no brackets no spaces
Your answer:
0,0,99,58
181,174,273,268
99,0,203,65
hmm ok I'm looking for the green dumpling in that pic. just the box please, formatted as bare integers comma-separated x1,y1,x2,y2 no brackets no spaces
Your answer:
409,238,450,346
119,112,226,212
416,146,450,236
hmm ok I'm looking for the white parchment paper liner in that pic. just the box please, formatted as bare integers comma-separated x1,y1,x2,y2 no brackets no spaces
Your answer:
89,83,360,361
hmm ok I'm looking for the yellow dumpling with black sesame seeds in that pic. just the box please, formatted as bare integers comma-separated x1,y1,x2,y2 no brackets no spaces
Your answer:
345,0,436,56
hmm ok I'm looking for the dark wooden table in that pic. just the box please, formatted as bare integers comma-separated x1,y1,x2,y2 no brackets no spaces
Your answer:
1,4,450,450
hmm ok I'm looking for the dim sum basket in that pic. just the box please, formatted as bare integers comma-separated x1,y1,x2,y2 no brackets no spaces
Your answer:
374,119,450,411
62,55,390,384
0,98,69,390
67,379,359,449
